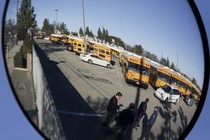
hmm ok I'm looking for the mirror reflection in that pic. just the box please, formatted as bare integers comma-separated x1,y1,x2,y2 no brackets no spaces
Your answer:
3,0,204,140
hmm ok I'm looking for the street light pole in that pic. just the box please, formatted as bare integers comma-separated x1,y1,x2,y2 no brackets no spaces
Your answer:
82,0,86,52
55,9,58,32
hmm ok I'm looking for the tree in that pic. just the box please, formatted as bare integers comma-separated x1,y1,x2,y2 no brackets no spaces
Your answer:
84,26,94,37
132,44,144,55
97,27,102,38
42,18,50,30
41,18,54,35
58,22,69,34
17,0,37,40
79,27,84,36
191,78,199,89
166,57,170,67
89,30,94,37
102,27,106,38
143,51,159,62
4,19,16,43
86,26,90,35
16,0,37,71
170,62,176,71
159,57,167,66
109,36,125,48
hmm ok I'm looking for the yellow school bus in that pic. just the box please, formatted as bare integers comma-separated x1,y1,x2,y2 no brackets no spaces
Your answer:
192,84,201,101
49,34,68,45
119,50,129,66
73,39,85,54
120,52,150,89
89,40,112,62
179,74,188,96
50,34,63,43
149,61,171,89
109,44,123,56
111,48,119,55
73,39,90,55
169,70,181,89
60,34,68,45
66,35,79,45
185,79,193,96
37,31,46,39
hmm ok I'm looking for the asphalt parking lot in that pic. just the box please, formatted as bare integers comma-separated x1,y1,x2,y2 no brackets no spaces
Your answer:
35,39,197,140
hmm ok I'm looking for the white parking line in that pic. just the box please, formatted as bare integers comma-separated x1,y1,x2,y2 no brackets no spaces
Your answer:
58,110,104,117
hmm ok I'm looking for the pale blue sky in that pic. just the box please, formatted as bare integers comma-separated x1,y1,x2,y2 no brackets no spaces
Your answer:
1,1,209,139
6,0,205,88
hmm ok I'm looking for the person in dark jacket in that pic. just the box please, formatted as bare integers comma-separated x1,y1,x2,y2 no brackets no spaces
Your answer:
133,98,149,128
103,92,123,126
114,103,136,139
138,106,159,140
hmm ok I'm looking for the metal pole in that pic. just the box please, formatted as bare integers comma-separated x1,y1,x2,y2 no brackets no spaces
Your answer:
16,0,19,24
55,9,58,32
82,0,86,53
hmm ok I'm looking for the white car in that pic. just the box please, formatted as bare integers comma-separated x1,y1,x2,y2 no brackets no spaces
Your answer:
154,84,180,104
80,53,112,69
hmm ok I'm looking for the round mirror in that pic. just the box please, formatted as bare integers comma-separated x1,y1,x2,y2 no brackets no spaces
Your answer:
2,0,209,140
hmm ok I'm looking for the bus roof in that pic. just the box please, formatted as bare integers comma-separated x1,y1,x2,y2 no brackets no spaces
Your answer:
148,60,161,68
50,34,63,37
123,51,143,59
89,39,125,53
67,35,84,40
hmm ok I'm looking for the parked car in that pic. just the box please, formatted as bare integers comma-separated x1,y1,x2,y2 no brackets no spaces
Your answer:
80,53,113,69
184,93,195,106
154,84,180,104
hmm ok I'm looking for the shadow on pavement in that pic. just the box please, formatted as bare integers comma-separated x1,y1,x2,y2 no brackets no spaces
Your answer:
34,43,118,140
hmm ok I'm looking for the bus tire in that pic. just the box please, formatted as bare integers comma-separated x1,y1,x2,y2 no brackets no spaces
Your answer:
145,85,149,90
88,59,93,64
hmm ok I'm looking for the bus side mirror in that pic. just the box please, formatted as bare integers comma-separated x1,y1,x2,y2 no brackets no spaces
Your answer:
125,67,128,71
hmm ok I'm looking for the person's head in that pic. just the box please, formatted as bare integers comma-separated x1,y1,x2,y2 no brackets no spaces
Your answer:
129,103,135,110
145,98,149,103
115,92,122,100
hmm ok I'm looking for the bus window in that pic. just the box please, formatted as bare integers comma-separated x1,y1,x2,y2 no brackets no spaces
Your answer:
99,54,105,58
128,62,150,76
158,72,170,83
171,77,180,87
94,48,98,51
99,49,105,54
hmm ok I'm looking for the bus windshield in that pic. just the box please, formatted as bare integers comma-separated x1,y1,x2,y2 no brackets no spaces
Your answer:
171,77,180,87
128,62,150,76
158,72,170,83
180,81,186,89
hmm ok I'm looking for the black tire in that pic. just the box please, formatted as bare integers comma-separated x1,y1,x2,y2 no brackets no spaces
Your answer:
88,59,93,64
165,98,169,103
107,64,111,69
174,99,178,105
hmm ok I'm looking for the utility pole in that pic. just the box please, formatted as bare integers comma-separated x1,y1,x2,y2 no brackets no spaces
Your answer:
176,55,179,72
15,0,21,45
54,9,58,32
16,0,19,24
82,0,86,52
15,0,21,24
